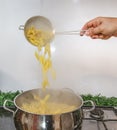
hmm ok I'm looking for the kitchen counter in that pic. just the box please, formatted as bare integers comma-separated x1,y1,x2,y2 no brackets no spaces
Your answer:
0,106,16,130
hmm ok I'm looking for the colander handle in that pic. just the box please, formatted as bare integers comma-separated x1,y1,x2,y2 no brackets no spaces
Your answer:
62,88,75,93
19,25,24,30
3,100,15,115
83,100,95,112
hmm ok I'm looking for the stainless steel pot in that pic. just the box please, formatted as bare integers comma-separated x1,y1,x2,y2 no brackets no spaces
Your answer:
3,88,95,130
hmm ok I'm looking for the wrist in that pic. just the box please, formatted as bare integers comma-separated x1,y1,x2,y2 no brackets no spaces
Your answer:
112,18,117,37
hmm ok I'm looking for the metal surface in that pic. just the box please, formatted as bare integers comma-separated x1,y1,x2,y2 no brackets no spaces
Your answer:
14,109,83,130
82,106,117,130
1,106,117,130
3,88,95,130
19,16,54,46
19,15,86,46
14,88,83,112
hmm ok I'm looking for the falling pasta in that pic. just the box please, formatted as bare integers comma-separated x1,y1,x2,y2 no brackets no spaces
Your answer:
26,26,56,89
22,26,65,115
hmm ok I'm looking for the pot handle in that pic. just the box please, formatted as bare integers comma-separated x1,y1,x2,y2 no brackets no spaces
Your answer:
83,100,95,112
3,100,15,115
19,25,24,30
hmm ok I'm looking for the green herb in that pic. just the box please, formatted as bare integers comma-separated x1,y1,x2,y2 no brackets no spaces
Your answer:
0,91,117,107
0,91,21,106
81,94,117,106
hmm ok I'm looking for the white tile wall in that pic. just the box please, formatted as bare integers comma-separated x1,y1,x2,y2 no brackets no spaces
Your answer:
0,0,117,96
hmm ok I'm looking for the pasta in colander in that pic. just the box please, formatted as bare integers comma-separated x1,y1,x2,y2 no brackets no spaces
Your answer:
26,26,53,46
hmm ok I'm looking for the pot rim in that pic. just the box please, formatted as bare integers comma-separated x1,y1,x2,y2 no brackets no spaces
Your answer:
13,88,84,116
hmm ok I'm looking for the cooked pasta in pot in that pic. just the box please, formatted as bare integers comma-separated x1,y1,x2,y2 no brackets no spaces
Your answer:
21,95,77,115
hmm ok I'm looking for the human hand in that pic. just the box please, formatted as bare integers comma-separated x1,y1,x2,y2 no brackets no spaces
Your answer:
80,17,117,39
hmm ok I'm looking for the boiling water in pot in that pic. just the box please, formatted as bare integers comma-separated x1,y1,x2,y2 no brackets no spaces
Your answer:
15,88,83,115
